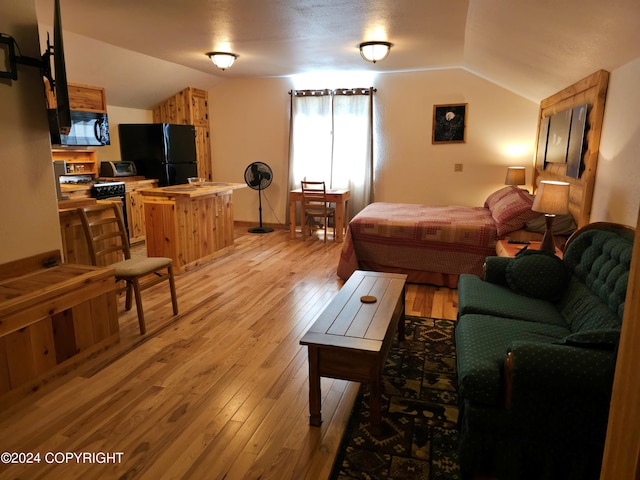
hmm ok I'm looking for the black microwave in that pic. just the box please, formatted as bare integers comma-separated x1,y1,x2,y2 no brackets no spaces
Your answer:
48,109,110,146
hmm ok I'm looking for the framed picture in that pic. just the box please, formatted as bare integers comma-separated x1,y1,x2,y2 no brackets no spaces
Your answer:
432,103,467,144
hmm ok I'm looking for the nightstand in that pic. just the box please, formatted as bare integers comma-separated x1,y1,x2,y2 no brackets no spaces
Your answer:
496,239,563,258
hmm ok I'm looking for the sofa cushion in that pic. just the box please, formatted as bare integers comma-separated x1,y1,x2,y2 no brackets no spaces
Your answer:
455,314,570,406
558,276,624,333
505,249,568,300
556,329,621,350
457,274,567,327
562,227,634,322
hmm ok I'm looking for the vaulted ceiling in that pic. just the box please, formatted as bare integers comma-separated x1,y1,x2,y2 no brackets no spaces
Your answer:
35,0,640,109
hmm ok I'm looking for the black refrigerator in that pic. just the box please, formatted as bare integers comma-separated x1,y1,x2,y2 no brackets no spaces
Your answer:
118,123,198,186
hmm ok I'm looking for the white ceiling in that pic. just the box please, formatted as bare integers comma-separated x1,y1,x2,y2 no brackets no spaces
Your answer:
35,0,640,109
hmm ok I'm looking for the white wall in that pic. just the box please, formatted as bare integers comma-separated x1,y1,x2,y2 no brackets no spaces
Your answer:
0,0,61,264
373,69,538,206
209,69,539,224
210,78,294,226
591,57,640,227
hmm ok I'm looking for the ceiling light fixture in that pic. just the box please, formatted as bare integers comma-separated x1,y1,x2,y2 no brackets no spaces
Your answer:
206,51,239,71
359,41,392,63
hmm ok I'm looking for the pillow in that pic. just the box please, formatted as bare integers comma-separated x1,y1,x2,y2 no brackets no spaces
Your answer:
506,249,568,300
556,329,621,350
485,186,540,236
484,185,514,209
526,213,577,235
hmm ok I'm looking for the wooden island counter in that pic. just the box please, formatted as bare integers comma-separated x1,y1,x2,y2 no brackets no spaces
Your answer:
140,182,246,273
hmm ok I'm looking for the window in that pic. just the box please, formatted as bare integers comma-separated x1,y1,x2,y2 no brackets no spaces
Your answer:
288,88,374,219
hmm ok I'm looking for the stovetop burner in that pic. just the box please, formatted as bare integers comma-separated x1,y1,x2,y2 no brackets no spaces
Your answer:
91,180,126,199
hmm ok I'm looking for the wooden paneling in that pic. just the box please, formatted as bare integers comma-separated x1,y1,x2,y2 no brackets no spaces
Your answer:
0,259,119,397
152,87,208,125
533,69,609,228
0,250,61,282
153,87,212,181
194,125,212,182
51,310,78,362
123,179,158,244
0,338,10,395
143,191,234,273
67,83,107,112
46,81,107,113
601,206,640,479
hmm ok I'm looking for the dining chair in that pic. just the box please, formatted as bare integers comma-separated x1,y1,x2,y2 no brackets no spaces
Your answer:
300,181,336,242
78,202,178,334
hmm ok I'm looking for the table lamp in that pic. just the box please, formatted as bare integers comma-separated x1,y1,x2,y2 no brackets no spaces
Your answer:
505,166,526,186
531,180,570,253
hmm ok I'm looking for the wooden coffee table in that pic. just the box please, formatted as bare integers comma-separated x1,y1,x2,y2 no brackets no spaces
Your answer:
300,270,407,427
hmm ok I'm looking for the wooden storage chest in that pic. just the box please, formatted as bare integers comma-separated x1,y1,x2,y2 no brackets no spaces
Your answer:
0,252,119,398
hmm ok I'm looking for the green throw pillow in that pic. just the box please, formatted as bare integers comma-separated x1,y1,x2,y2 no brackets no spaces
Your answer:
506,249,568,300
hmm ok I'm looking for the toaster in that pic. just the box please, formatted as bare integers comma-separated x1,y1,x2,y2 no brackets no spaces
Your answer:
99,161,137,177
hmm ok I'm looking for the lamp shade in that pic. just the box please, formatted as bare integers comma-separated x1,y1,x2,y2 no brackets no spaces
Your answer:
532,180,570,215
359,41,392,63
206,52,238,70
505,166,526,185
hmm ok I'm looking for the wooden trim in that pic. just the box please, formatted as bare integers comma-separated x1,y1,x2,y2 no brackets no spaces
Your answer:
564,221,636,250
0,250,61,281
600,206,640,479
503,351,514,409
533,70,609,228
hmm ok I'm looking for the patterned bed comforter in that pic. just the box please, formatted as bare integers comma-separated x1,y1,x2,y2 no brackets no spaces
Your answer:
336,202,498,282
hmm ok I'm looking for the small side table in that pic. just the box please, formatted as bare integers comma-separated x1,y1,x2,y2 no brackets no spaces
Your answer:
496,240,563,259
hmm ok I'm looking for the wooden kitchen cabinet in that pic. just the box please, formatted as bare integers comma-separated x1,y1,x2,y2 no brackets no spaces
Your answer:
52,149,98,176
189,88,209,127
141,183,246,273
152,87,208,125
45,81,107,113
124,179,158,244
49,82,107,178
153,87,212,181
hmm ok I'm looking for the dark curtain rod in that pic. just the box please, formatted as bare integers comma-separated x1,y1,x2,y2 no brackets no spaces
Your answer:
289,87,376,96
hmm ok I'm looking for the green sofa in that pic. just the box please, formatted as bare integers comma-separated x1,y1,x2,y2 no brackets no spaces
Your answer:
455,222,634,479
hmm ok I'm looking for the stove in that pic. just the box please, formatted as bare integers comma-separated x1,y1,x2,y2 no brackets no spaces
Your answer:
90,180,129,236
91,181,126,199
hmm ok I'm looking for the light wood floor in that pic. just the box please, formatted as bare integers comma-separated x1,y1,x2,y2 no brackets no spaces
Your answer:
0,224,458,480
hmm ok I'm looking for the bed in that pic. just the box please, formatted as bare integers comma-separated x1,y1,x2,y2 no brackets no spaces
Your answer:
337,186,546,287
337,70,609,288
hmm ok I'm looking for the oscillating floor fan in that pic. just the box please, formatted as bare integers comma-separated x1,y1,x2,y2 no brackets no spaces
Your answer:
244,162,274,233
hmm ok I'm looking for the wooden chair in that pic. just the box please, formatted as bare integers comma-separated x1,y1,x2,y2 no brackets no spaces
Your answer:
78,202,178,334
301,181,336,242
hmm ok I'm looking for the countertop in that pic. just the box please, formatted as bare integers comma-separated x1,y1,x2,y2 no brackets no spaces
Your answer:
140,182,247,198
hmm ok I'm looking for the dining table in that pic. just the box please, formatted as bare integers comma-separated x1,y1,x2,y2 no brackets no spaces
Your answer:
289,188,350,242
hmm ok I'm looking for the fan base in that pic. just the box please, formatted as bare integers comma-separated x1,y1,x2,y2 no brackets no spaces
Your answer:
248,226,274,234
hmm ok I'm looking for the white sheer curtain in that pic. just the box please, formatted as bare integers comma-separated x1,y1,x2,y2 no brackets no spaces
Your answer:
288,88,374,220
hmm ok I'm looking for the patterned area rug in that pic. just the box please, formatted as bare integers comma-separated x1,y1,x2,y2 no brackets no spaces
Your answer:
330,316,460,480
